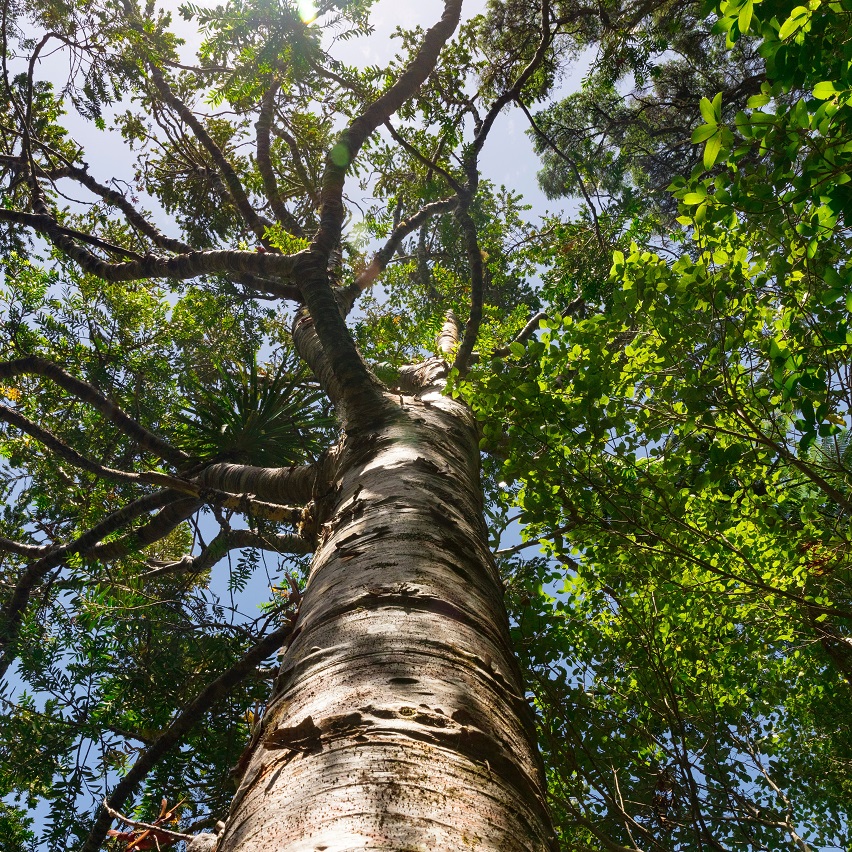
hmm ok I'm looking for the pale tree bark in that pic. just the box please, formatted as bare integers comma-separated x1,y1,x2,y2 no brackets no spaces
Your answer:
217,369,557,851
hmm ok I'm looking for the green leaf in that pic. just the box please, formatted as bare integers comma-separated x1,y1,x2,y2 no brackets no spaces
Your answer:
712,91,723,121
699,97,718,125
778,5,810,39
813,81,839,99
747,92,771,108
703,132,723,169
692,123,719,143
738,0,754,33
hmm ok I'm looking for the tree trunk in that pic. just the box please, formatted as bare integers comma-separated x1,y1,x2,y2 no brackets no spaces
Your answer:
218,374,556,851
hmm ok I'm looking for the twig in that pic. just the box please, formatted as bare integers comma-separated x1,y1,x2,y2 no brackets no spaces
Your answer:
102,799,193,843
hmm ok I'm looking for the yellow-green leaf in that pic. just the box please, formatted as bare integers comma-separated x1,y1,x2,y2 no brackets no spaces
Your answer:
704,133,723,169
778,5,809,39
813,81,839,99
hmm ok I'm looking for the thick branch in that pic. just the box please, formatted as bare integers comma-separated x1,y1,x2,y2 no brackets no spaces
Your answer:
66,165,193,254
1,170,301,300
452,206,485,374
7,195,303,284
296,2,462,420
202,491,304,525
197,456,333,507
79,620,296,852
0,537,48,558
0,356,188,466
290,309,347,410
91,497,201,561
0,208,143,260
436,310,460,355
314,0,462,256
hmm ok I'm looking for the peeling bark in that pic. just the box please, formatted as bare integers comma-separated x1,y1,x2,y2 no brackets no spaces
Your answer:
218,381,556,851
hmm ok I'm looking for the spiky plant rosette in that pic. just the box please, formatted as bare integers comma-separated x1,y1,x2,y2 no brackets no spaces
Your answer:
177,352,335,466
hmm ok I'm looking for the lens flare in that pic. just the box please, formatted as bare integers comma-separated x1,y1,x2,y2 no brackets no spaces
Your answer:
298,0,318,22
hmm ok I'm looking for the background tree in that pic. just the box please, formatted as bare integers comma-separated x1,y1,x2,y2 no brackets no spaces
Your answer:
464,0,852,848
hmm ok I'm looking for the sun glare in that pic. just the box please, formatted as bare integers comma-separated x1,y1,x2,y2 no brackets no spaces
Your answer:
297,0,318,22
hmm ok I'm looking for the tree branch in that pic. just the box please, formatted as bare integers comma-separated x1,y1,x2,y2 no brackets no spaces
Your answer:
516,99,605,248
144,528,312,579
256,77,303,236
436,310,460,356
0,208,144,260
196,456,334,507
289,309,348,413
0,356,188,467
341,196,457,310
0,402,196,492
464,0,553,189
0,537,49,558
313,0,462,257
79,620,296,852
270,123,320,208
90,497,201,561
452,206,485,374
0,489,178,680
146,62,271,244
6,193,304,284
383,121,464,194
491,297,585,358
294,1,463,424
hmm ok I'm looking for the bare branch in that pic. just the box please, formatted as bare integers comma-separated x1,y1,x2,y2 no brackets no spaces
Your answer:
102,799,193,844
464,0,554,188
4,196,304,284
0,208,144,260
342,196,457,310
270,123,320,208
313,0,462,257
144,528,312,579
384,121,463,194
452,206,485,374
256,77,303,236
60,163,193,254
0,537,48,558
516,99,605,248
201,490,304,525
91,497,201,561
295,1,462,421
146,62,272,244
491,297,585,358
